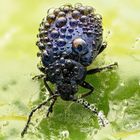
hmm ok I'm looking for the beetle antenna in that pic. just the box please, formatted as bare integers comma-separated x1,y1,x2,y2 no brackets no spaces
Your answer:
73,98,109,127
21,94,60,137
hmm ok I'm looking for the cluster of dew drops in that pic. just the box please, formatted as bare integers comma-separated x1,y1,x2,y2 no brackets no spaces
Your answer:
36,3,103,58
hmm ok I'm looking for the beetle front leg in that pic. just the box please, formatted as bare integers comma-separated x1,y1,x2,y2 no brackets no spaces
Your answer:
37,62,46,73
87,62,118,75
21,94,59,137
44,78,54,96
32,74,45,80
79,81,94,98
32,63,46,80
43,78,56,117
98,41,107,55
46,97,57,117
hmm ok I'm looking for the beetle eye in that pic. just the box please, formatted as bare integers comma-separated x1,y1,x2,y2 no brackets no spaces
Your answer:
72,38,88,54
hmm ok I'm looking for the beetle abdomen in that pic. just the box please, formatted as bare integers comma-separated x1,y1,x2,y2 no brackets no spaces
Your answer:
36,4,103,66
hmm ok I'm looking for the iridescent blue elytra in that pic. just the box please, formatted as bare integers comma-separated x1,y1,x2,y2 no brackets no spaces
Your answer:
21,4,117,137
36,4,103,67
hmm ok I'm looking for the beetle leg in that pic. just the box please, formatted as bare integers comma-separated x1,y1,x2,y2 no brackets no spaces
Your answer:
21,94,59,137
87,62,118,75
44,78,54,96
32,74,45,80
73,98,109,127
98,41,107,55
43,78,57,117
46,97,57,117
79,81,94,98
37,62,46,73
32,63,46,80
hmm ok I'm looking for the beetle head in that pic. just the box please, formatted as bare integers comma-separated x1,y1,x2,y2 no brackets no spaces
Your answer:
57,81,78,101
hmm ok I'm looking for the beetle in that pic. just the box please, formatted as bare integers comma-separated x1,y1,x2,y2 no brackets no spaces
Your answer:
21,3,118,137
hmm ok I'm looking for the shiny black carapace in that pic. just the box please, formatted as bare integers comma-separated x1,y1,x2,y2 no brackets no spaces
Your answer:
21,3,117,137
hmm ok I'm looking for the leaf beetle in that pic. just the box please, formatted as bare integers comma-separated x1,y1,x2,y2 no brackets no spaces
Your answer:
21,3,118,137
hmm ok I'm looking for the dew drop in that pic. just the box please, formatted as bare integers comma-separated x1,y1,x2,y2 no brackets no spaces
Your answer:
78,22,83,27
47,42,53,47
86,6,94,14
55,62,59,67
55,69,61,75
60,48,65,51
53,46,58,51
75,3,83,9
63,69,68,74
90,17,94,22
47,14,56,24
68,28,74,33
43,37,50,42
38,31,46,38
36,42,45,50
78,6,86,15
95,14,102,20
73,66,79,71
72,10,80,19
57,39,66,47
80,15,87,22
50,30,59,39
69,19,78,27
66,34,72,40
63,6,71,13
58,11,66,17
87,30,93,37
44,22,50,29
56,17,67,28
53,8,61,16
60,33,65,38
60,27,67,33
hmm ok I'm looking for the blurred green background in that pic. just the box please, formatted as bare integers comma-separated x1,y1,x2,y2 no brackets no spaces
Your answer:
0,0,140,140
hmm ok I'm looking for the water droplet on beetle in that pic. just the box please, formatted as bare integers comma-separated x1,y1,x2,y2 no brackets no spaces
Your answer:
60,27,67,33
57,39,66,47
87,30,93,37
80,15,87,22
63,6,71,13
68,28,74,33
78,6,86,15
69,19,78,27
72,10,80,19
50,30,59,39
53,46,58,51
66,34,72,40
53,8,61,16
58,11,66,17
47,42,53,47
56,17,67,27
60,33,65,38
47,14,56,23
86,6,94,14
55,69,61,74
44,22,50,29
78,22,83,27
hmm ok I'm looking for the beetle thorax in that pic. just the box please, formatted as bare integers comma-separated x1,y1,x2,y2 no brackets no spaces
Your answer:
46,58,86,84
